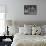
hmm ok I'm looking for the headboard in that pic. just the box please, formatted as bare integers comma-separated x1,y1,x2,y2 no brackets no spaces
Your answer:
6,20,46,27
15,21,46,27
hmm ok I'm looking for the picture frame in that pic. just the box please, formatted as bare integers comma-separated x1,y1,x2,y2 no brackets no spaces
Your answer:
24,5,37,15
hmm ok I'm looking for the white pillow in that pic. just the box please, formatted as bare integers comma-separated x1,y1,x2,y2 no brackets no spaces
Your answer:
41,25,45,35
19,27,25,34
19,27,32,35
24,24,32,29
42,25,46,33
32,26,41,35
24,24,32,35
24,27,32,35
8,26,19,36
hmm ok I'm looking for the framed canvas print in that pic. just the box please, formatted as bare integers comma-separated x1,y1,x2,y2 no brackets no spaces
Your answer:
24,5,37,15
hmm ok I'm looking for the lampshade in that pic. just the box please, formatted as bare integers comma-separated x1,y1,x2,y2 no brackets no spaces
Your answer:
6,20,12,26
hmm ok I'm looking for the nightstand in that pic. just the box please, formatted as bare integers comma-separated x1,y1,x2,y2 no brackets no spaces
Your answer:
0,36,13,46
3,40,12,46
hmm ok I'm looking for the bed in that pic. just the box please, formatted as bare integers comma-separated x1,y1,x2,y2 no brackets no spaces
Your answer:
11,21,46,46
11,33,46,46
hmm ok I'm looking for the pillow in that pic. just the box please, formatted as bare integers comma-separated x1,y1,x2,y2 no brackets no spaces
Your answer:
24,24,32,29
42,25,46,33
32,27,36,35
19,27,25,34
24,24,32,35
42,25,46,35
24,27,32,35
32,26,41,35
8,26,19,36
19,27,32,35
40,25,45,35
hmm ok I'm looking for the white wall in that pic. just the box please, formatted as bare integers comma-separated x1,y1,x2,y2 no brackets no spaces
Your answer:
0,0,46,22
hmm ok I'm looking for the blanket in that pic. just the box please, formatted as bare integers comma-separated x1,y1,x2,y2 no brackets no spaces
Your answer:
11,33,46,46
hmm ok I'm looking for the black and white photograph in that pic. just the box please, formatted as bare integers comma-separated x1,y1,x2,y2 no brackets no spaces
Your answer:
24,5,37,15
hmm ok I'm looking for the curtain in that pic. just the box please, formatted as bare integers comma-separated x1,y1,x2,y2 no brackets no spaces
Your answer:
0,5,5,35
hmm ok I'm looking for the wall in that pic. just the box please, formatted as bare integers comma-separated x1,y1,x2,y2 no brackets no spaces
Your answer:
13,0,46,22
0,0,46,22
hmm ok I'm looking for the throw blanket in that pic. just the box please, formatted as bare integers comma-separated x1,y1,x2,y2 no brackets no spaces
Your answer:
11,33,46,46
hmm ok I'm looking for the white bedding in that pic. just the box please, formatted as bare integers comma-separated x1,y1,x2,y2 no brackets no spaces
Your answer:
11,33,46,46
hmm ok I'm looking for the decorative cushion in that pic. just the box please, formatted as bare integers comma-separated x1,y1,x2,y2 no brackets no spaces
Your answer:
19,27,32,35
32,26,41,35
